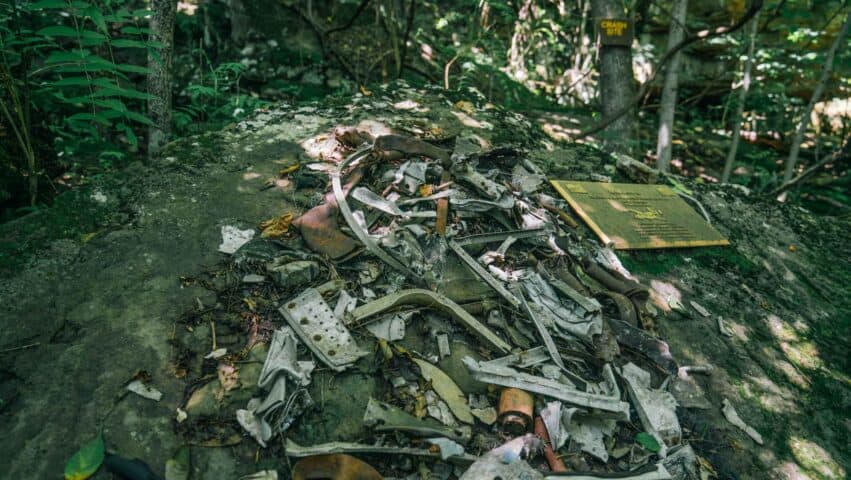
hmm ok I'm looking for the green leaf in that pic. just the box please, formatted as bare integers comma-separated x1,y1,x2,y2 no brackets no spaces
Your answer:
66,112,111,126
93,85,154,100
82,7,108,33
44,50,88,64
50,77,93,87
119,123,138,147
666,177,693,196
634,432,661,453
27,0,69,9
92,98,128,112
109,39,148,49
37,26,80,37
64,435,104,480
122,110,154,126
115,63,149,74
35,26,105,40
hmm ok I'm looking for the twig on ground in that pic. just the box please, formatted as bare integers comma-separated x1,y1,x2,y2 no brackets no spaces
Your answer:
0,342,41,354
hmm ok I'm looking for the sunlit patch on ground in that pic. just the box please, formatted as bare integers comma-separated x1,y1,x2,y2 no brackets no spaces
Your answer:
392,100,421,110
765,314,824,371
788,437,846,479
780,340,823,371
451,110,493,129
726,317,751,342
649,279,682,313
743,371,800,413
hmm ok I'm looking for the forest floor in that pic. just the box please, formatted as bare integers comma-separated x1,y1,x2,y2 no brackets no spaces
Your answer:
0,84,848,479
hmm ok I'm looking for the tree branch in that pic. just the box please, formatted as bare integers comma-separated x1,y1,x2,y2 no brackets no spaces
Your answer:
281,2,359,82
770,138,851,197
325,0,372,37
576,0,764,140
398,0,416,78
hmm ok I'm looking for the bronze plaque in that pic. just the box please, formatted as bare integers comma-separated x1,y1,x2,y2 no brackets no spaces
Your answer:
550,181,730,250
598,18,633,46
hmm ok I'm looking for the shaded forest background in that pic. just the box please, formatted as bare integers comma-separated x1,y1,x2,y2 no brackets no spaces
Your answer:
1,0,849,220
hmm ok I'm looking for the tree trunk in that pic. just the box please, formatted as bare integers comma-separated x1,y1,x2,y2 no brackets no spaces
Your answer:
228,0,250,45
781,10,850,186
722,10,760,183
655,0,688,172
147,0,177,158
591,0,635,152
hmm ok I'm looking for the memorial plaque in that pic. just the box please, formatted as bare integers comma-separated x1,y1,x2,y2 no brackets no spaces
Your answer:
597,18,633,47
550,181,730,250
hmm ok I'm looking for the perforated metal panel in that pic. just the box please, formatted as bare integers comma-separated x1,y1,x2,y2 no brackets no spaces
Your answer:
279,288,368,371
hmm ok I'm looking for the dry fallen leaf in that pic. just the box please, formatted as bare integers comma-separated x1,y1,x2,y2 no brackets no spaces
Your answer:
453,100,475,114
216,364,239,400
259,212,294,238
279,164,299,175
413,358,474,424
243,297,257,311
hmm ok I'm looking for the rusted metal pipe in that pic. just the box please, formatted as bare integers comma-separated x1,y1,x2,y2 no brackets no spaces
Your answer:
436,171,451,235
534,415,567,472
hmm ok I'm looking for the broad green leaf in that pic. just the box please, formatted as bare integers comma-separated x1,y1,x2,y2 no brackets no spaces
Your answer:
64,435,104,480
27,0,68,9
45,50,88,64
79,37,107,47
115,64,150,74
93,85,154,100
78,29,107,41
109,39,148,49
93,98,128,112
634,432,661,453
37,26,79,37
91,78,119,88
119,123,138,147
122,110,154,126
50,77,92,87
36,26,105,40
66,112,110,126
53,64,119,74
82,7,107,33
99,109,125,120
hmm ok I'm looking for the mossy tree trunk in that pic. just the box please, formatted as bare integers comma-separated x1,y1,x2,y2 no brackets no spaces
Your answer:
591,0,636,153
147,0,177,158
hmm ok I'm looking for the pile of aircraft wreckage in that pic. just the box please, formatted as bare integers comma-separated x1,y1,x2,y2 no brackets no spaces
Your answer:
193,127,729,480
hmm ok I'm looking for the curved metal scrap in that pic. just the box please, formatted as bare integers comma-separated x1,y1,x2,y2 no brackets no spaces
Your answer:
331,148,424,284
350,289,511,354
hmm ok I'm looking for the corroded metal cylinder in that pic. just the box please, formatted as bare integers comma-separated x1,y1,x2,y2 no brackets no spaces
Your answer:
497,388,534,435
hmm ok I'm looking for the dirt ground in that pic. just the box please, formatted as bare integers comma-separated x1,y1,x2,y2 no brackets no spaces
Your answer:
0,85,848,479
